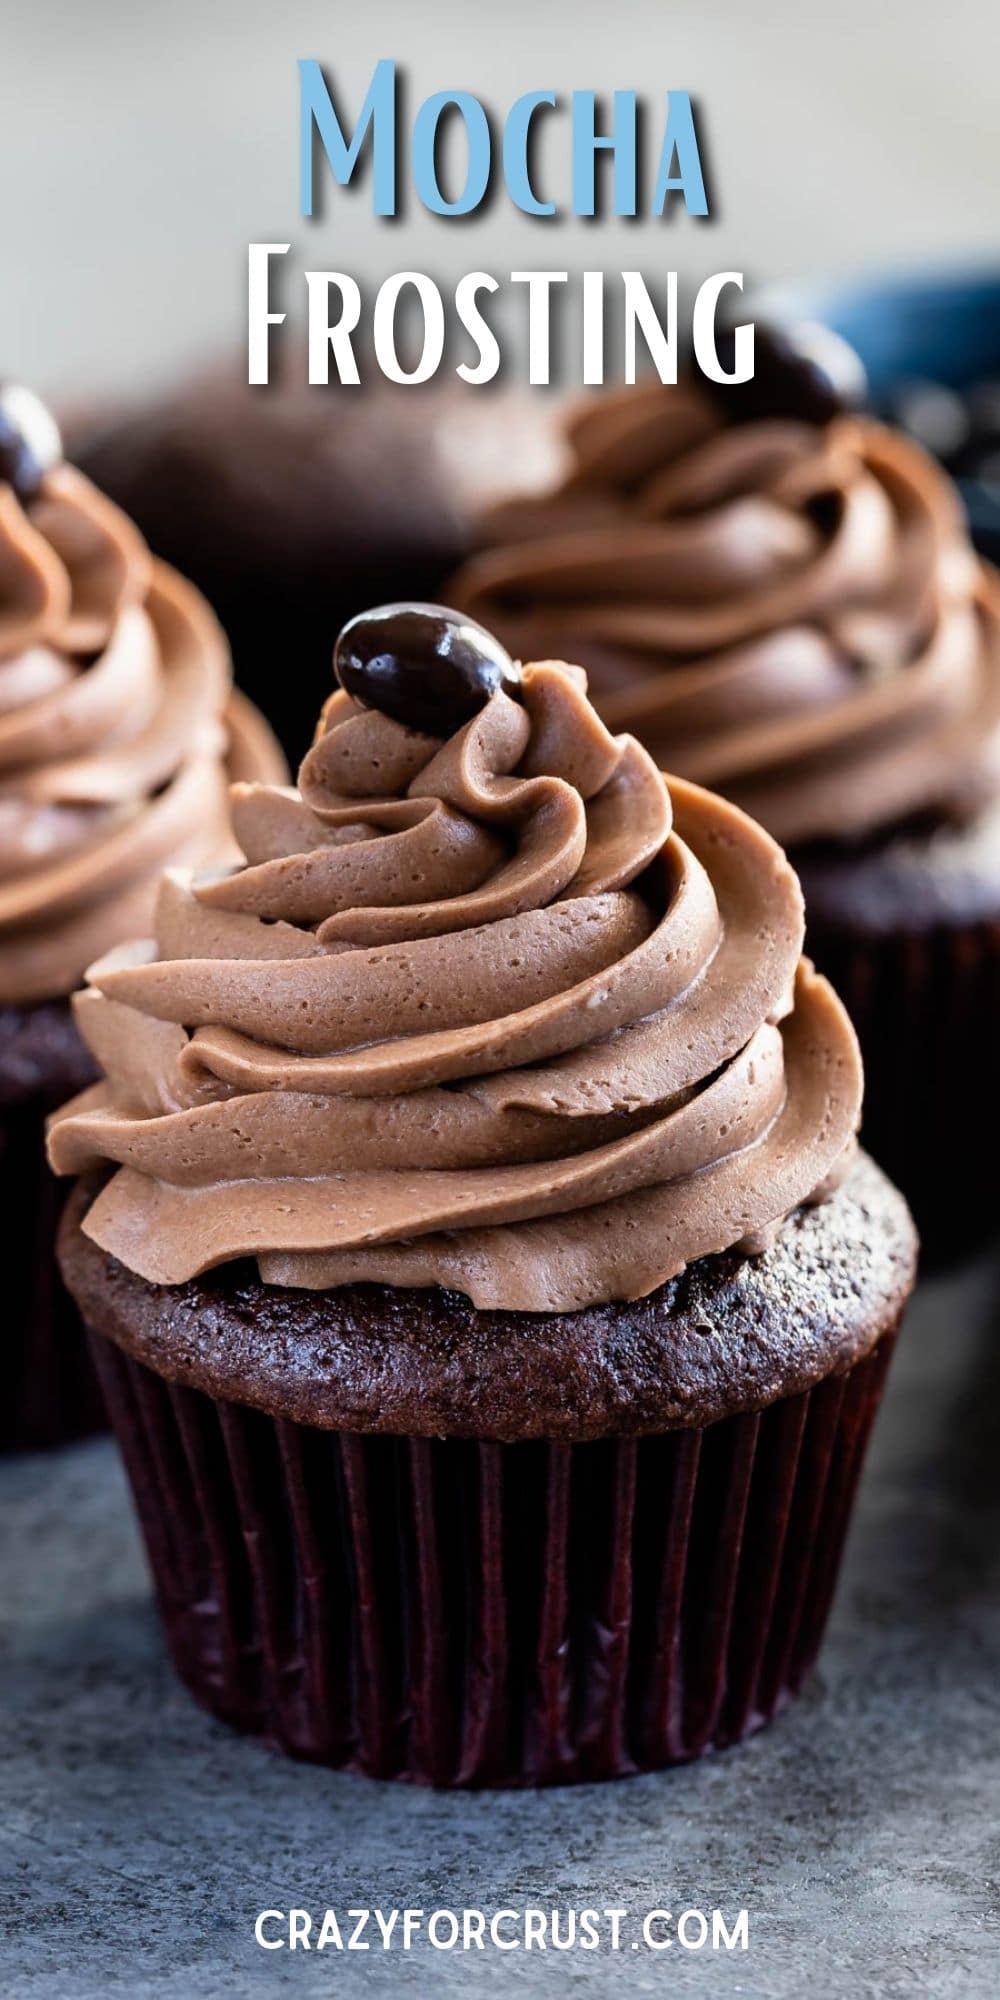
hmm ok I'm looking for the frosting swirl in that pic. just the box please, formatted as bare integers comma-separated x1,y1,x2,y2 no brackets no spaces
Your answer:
450,383,1000,847
49,652,861,1312
0,462,284,1003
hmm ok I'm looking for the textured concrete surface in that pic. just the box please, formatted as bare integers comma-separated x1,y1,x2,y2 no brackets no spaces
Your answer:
3,1250,1000,1999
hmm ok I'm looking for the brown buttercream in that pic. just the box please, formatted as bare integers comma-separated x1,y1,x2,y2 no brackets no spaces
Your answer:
0,463,284,1004
49,656,862,1312
450,384,1000,847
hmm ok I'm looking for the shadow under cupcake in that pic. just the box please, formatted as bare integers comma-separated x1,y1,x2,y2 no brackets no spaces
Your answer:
49,604,916,1785
448,332,1000,1259
0,386,284,1450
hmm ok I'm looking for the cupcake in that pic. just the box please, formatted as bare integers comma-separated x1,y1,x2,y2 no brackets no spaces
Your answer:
50,603,916,1786
449,334,1000,1253
68,366,567,762
0,385,284,1450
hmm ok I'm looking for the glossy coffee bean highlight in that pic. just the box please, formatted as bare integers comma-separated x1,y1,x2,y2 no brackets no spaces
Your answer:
710,320,867,427
0,385,63,502
335,603,522,737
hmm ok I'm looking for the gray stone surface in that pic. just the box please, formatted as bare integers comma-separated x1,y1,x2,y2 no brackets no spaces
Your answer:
3,1251,1000,2000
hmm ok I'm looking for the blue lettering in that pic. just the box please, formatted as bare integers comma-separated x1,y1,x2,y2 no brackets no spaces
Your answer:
413,92,491,215
504,92,556,216
571,91,637,217
299,58,396,217
652,93,708,216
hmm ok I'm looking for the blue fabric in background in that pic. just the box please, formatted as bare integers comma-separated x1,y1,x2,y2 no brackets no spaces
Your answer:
776,263,1000,559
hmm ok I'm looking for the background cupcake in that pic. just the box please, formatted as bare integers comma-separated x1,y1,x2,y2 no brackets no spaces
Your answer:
68,366,567,761
449,337,1000,1252
50,604,916,1785
0,385,284,1450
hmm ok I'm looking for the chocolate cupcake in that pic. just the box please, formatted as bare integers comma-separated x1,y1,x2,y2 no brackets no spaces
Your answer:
450,351,1000,1252
50,604,916,1785
68,368,566,762
0,386,284,1450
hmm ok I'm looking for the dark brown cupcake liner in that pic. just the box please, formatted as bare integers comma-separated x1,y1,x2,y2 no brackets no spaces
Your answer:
88,1323,898,1787
807,914,1000,1260
0,1083,106,1453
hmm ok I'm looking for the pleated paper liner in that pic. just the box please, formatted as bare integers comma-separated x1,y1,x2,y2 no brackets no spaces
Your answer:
808,914,1000,1261
89,1324,898,1787
1,1080,105,1452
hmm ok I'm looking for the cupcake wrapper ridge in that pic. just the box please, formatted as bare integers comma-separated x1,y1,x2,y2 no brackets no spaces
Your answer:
89,1325,898,1787
809,913,1000,1260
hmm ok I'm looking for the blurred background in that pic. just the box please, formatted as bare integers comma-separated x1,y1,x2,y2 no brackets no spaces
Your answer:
3,0,998,401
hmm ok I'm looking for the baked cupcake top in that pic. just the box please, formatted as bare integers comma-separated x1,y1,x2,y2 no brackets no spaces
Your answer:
50,603,861,1314
449,355,1000,849
0,386,283,1005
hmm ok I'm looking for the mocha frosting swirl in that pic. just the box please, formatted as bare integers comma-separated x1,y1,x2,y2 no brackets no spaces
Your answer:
49,654,862,1313
0,463,284,1004
450,383,1000,848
